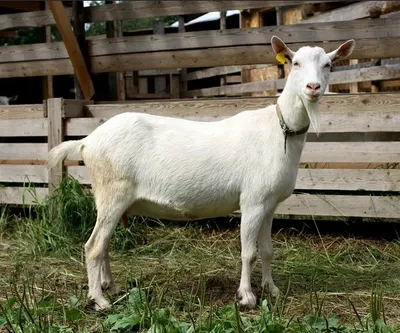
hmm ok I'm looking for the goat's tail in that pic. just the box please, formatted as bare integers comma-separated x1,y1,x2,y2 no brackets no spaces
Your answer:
47,140,84,170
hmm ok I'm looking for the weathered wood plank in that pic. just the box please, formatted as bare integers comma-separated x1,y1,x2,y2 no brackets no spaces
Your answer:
0,8,72,30
47,98,65,193
0,38,398,78
0,105,45,120
67,106,400,135
86,1,336,23
277,194,400,219
0,119,47,137
296,169,400,191
66,166,400,192
0,165,48,183
81,93,400,131
186,65,400,97
186,65,271,81
67,166,90,184
48,1,94,100
88,18,400,56
0,16,399,64
0,187,48,205
0,1,336,30
90,39,400,73
301,1,393,23
301,142,400,163
0,144,47,160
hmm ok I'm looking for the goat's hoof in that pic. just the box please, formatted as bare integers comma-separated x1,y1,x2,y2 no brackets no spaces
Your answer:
270,285,280,298
262,281,280,298
101,282,122,296
88,297,111,311
236,288,257,309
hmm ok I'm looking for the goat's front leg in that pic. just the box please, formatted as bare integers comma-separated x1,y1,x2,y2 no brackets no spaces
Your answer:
236,204,266,308
257,212,279,297
101,245,122,296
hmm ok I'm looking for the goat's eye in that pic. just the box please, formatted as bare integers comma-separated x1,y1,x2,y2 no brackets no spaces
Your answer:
293,61,300,67
324,63,331,69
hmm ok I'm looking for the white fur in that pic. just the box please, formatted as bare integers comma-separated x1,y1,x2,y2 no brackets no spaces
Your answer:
47,36,355,311
0,95,18,105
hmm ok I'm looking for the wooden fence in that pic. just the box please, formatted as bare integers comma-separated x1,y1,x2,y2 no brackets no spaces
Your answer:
1,93,399,220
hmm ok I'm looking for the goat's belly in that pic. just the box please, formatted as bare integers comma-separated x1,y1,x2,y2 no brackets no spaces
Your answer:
126,197,239,221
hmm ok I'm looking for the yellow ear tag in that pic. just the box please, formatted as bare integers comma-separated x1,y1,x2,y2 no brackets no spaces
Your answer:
276,52,286,64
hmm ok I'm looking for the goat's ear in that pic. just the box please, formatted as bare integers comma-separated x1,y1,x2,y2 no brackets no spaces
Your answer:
8,95,18,102
327,39,355,63
271,35,295,64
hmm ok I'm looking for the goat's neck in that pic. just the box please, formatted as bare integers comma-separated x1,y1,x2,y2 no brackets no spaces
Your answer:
277,83,311,133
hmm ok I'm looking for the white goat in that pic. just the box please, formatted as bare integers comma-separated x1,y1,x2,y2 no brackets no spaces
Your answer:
0,95,18,105
47,36,355,311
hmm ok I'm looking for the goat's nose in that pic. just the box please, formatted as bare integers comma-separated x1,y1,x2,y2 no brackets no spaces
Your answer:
306,83,321,91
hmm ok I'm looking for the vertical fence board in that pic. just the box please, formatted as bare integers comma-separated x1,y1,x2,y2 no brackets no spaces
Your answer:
47,98,65,194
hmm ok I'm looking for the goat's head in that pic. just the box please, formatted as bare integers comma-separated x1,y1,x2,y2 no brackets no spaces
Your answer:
271,36,355,103
0,95,18,105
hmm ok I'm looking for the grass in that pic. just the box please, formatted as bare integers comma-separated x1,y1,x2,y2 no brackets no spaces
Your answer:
0,177,400,332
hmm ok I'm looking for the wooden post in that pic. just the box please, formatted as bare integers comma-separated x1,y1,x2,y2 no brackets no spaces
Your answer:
178,16,188,95
42,1,53,99
349,59,359,93
276,7,285,93
153,21,167,95
48,0,94,100
72,0,85,100
220,11,227,87
47,98,65,194
106,0,126,101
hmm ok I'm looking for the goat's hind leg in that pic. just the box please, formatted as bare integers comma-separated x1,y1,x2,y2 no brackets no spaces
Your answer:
85,189,132,311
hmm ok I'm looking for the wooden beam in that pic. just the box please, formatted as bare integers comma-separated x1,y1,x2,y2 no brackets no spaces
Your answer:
178,16,187,95
0,105,45,120
42,1,53,99
186,64,400,97
3,17,399,64
85,1,337,23
0,187,48,205
89,17,400,56
0,119,47,136
47,0,94,100
0,38,399,78
187,65,272,81
220,11,228,87
72,0,85,100
0,1,337,31
0,165,48,184
47,98,65,194
301,1,395,23
79,93,400,129
276,194,400,219
106,0,125,101
0,16,400,62
153,21,167,96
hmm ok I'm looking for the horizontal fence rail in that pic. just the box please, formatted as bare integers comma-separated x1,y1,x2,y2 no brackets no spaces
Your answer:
0,16,399,77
